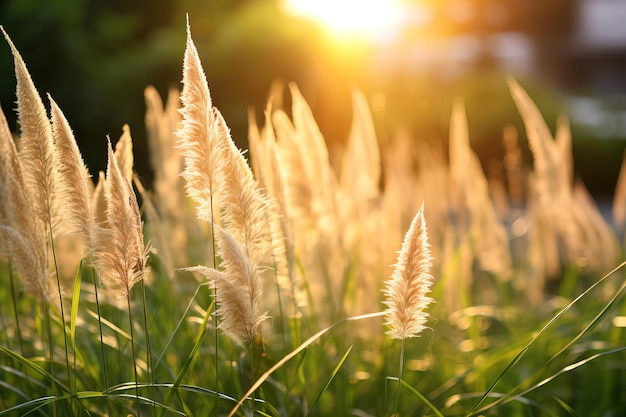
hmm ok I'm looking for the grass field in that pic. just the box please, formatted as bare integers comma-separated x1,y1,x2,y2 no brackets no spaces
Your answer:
1,22,625,417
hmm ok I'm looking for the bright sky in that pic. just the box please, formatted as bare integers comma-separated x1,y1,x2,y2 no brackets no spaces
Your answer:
283,0,407,42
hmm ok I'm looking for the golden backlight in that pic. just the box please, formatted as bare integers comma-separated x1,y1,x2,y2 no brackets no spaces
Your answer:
283,0,406,41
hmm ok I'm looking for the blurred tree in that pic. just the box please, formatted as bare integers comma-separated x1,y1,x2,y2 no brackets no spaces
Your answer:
0,0,183,179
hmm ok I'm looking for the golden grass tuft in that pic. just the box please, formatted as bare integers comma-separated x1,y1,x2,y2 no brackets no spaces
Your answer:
49,94,96,248
93,139,149,297
0,104,49,302
383,204,433,340
1,27,59,229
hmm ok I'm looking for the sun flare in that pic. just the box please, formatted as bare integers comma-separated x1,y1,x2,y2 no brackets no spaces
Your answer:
283,0,406,41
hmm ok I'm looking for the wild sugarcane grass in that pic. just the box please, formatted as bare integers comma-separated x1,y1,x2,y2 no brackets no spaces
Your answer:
1,21,626,417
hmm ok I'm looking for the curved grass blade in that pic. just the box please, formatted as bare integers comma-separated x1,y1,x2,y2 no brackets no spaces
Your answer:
155,282,203,367
473,347,626,415
85,308,132,340
553,397,582,417
69,258,84,405
69,259,84,347
228,311,385,417
447,392,560,417
465,260,626,417
397,378,445,417
549,278,626,362
304,345,353,417
158,299,214,417
0,346,70,393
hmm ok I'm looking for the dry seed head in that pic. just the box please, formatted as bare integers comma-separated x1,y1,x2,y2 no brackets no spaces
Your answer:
2,27,58,226
49,95,95,247
187,226,268,344
114,124,134,183
383,204,433,339
0,105,49,302
176,22,225,224
94,138,149,297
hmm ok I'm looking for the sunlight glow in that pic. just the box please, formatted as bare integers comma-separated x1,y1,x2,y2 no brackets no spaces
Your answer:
284,0,406,41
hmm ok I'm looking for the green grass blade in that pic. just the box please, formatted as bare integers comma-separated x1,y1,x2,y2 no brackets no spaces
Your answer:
465,260,626,417
553,397,582,417
69,259,84,403
304,345,353,417
474,347,626,415
69,259,84,347
85,308,132,340
398,378,445,417
0,346,70,393
228,311,385,417
549,278,626,362
155,283,203,368
158,299,214,417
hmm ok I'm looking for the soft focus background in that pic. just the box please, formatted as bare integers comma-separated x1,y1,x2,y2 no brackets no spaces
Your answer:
1,0,625,200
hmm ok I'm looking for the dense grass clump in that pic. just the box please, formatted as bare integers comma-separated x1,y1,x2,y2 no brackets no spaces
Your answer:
1,22,625,417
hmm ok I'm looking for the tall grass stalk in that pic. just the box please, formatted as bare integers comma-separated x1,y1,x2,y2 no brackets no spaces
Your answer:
47,223,72,392
158,299,214,417
209,220,220,417
41,301,57,417
7,262,25,356
126,293,141,414
91,267,114,416
139,278,156,417
393,337,405,416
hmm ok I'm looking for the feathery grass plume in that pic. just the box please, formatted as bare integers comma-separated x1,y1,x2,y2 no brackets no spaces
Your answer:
176,21,226,225
501,125,525,209
572,182,620,271
48,95,96,247
247,108,266,187
555,115,573,188
335,89,387,318
0,105,49,302
381,129,419,277
2,27,59,228
250,107,306,315
178,23,272,347
271,109,314,221
508,77,580,280
0,104,18,232
134,176,176,279
94,139,149,298
144,86,184,217
90,171,107,225
613,150,626,234
214,109,274,263
449,100,512,281
115,124,134,183
340,88,382,203
189,226,268,344
383,204,433,339
288,83,339,219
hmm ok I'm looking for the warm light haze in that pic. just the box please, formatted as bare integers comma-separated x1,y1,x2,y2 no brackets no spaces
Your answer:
283,0,406,41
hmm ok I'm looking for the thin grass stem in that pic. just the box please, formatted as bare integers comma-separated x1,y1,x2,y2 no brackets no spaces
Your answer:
8,260,25,356
250,339,256,416
46,217,72,392
393,337,405,416
126,293,141,415
140,278,156,417
154,283,202,368
42,301,57,417
92,267,114,416
209,213,219,417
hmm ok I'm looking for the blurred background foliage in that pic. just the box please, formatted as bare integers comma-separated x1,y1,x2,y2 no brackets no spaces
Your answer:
1,0,624,199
